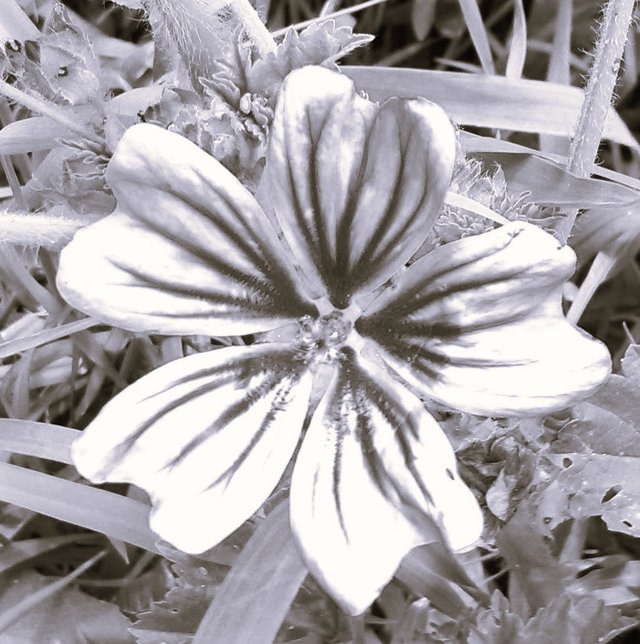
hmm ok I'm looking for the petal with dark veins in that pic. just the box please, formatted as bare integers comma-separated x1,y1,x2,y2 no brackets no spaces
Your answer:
72,343,313,554
290,349,482,615
266,66,456,308
358,222,611,416
58,124,314,337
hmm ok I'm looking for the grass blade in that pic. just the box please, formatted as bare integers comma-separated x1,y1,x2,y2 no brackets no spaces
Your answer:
0,550,106,634
0,419,79,463
0,462,160,554
456,0,496,74
193,501,307,644
344,66,637,147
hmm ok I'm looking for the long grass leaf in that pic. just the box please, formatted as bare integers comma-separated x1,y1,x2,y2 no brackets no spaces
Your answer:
0,550,106,634
0,419,79,463
344,66,637,147
461,130,640,192
0,0,40,42
193,501,307,644
540,0,573,153
456,0,496,74
0,462,160,554
0,117,73,155
0,317,99,360
505,0,527,79
0,534,98,575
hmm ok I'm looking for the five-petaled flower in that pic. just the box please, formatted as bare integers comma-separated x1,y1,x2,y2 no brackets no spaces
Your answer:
57,66,611,615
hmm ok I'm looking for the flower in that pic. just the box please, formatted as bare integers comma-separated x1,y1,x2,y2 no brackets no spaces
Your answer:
56,66,611,615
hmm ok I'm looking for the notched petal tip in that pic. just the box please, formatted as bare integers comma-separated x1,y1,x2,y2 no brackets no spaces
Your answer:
71,344,313,555
57,122,314,336
290,352,482,615
360,221,609,416
268,64,457,308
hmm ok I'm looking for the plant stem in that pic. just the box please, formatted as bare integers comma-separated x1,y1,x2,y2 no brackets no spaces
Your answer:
557,0,636,243
0,80,100,144
273,0,391,36
232,0,277,55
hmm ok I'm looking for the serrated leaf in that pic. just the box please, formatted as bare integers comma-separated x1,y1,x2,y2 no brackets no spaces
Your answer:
249,21,373,99
522,595,634,643
130,587,209,644
467,591,525,644
538,360,640,538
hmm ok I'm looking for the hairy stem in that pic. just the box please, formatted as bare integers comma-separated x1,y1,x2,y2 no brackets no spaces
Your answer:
232,0,277,56
0,80,100,143
557,0,636,243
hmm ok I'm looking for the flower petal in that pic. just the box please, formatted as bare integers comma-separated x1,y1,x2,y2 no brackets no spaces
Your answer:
266,66,456,308
358,222,611,415
57,124,314,336
72,344,313,554
290,349,482,615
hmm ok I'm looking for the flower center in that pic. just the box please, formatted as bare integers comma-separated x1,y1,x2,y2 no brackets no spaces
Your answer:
297,310,353,363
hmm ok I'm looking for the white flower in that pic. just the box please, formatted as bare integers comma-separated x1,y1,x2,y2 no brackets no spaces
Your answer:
57,66,611,614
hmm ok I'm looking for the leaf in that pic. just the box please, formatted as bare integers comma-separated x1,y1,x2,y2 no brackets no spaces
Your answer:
505,0,527,80
249,21,373,99
0,534,97,575
551,392,640,458
130,526,255,643
496,505,573,616
0,318,99,360
539,454,640,538
0,0,40,43
569,558,640,608
0,462,160,554
472,152,640,209
461,129,640,193
522,595,634,643
621,344,640,381
0,569,134,643
538,362,640,539
395,544,482,618
0,419,78,463
411,0,437,41
192,501,308,643
343,67,637,148
455,0,495,74
466,591,525,644
130,588,209,644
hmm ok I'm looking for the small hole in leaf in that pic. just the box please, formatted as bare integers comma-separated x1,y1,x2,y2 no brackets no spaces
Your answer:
623,520,633,528
543,517,552,525
601,485,621,503
562,457,573,468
